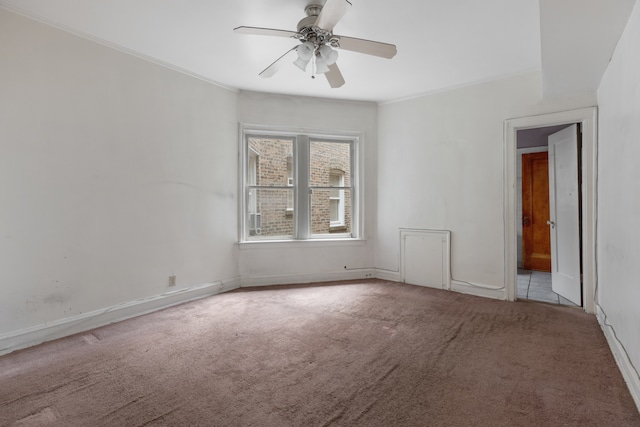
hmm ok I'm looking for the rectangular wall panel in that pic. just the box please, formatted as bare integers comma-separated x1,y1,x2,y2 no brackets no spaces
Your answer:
400,229,451,290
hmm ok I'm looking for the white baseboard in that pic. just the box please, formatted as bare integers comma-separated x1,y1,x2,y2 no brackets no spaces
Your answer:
451,280,506,300
239,268,376,288
375,268,401,282
0,279,239,356
596,304,640,413
375,270,506,301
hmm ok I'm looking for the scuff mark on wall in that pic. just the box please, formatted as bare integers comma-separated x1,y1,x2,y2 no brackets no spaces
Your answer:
43,294,66,306
25,298,39,313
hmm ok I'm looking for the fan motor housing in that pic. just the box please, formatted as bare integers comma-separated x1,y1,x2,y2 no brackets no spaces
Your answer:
298,4,324,31
305,4,322,17
297,15,317,32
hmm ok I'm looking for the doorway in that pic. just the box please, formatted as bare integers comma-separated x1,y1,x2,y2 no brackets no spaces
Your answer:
516,125,580,307
504,107,597,314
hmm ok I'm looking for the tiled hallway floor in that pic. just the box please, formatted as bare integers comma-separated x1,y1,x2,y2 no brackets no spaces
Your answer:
517,269,578,307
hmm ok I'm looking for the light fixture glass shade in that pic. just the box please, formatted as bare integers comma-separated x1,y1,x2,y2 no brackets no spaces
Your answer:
297,41,315,60
318,44,338,65
294,56,311,71
315,55,330,74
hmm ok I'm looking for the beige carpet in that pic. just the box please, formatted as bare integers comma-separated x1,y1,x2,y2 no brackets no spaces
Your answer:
1,280,638,426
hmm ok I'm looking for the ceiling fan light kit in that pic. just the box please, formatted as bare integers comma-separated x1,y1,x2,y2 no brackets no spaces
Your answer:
297,41,316,60
314,56,330,74
318,44,338,65
294,56,311,72
234,0,397,88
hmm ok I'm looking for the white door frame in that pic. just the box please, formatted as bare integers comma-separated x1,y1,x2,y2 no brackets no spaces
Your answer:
504,107,597,313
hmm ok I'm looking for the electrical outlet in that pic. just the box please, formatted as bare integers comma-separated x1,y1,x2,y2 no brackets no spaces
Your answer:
168,275,176,287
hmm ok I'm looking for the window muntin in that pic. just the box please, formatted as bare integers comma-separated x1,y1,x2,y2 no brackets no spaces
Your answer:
242,131,357,241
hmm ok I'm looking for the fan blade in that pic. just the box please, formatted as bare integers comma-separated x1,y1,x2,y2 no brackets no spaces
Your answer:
325,63,345,88
233,26,298,38
335,35,397,59
314,0,352,31
259,46,299,78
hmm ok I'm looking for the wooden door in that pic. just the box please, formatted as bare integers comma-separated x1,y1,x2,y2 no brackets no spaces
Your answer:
522,152,551,272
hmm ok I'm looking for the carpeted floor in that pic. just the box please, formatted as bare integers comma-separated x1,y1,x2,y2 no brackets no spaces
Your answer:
1,280,638,426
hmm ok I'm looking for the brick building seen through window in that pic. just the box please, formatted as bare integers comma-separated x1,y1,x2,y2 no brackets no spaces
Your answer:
248,137,351,238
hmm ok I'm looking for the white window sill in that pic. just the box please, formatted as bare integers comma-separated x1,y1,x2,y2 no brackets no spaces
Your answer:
237,238,367,250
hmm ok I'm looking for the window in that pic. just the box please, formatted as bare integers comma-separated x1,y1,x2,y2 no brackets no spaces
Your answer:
241,129,358,241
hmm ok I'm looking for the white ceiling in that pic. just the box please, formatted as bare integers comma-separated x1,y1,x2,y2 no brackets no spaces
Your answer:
540,0,637,99
2,1,636,103
0,0,543,103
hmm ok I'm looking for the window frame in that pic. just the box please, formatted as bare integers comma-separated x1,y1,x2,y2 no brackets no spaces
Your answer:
239,125,362,243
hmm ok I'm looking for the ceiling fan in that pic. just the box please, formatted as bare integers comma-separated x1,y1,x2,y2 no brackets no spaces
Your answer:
234,0,397,88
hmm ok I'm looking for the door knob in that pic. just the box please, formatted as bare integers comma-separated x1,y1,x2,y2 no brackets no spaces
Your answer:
546,220,555,228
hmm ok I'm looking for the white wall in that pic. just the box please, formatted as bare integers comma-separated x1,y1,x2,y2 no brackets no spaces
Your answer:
0,9,239,336
376,71,596,292
597,0,640,400
237,91,377,284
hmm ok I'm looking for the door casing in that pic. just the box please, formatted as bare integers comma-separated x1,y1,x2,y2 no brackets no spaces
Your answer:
504,107,597,313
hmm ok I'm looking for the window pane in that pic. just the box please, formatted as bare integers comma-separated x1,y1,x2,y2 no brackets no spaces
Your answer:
311,189,351,235
309,141,350,188
247,188,294,238
286,157,294,210
248,137,294,187
330,199,339,222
